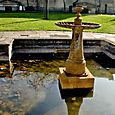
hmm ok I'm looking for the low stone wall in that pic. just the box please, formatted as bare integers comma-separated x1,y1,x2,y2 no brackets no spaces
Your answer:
0,45,9,61
12,38,115,59
0,32,115,62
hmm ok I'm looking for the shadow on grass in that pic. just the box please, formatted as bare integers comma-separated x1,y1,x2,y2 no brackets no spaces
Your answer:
111,19,115,21
0,12,75,20
0,19,39,26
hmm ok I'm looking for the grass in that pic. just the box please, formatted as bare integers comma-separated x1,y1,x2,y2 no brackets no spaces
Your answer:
0,12,115,33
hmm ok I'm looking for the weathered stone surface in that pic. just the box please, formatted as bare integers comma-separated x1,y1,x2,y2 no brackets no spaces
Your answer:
59,67,94,89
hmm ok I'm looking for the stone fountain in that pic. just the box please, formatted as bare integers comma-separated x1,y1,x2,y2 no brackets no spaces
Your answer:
55,6,101,89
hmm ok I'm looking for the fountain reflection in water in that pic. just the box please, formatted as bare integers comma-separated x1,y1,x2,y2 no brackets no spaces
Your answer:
0,57,115,115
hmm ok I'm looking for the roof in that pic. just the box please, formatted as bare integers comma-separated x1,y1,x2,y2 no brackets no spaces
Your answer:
0,0,22,5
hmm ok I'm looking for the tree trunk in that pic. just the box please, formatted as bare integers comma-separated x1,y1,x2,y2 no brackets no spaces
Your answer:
27,0,29,7
36,0,39,10
45,0,49,20
63,0,66,12
99,0,101,13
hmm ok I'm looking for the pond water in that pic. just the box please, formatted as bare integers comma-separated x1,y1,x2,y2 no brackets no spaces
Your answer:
0,55,115,115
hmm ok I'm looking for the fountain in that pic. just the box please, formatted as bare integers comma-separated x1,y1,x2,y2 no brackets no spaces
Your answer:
55,6,101,89
1,6,115,115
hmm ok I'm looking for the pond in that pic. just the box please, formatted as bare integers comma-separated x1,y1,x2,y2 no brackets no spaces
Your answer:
0,54,115,115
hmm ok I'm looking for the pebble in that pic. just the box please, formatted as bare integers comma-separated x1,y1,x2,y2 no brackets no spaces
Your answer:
0,66,7,71
18,111,25,115
106,67,110,70
0,110,3,114
71,97,76,101
2,112,11,115
0,100,3,105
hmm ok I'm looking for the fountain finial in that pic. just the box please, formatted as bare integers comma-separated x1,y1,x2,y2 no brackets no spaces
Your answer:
74,6,84,25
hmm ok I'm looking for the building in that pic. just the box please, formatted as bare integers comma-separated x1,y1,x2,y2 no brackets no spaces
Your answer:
0,0,24,11
0,0,114,14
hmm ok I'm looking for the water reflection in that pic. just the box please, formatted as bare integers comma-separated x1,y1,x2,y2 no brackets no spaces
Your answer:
29,80,68,115
63,77,115,115
60,85,94,115
1,71,115,115
0,59,115,115
79,77,115,115
0,71,68,115
65,97,83,115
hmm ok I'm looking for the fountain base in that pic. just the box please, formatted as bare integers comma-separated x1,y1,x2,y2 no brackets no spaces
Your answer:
65,59,86,75
59,67,94,89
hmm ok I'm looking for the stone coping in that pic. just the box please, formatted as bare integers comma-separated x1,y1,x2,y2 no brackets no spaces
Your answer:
0,31,115,45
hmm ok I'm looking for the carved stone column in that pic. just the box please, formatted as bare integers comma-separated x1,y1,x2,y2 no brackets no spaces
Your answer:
55,5,100,89
65,6,86,76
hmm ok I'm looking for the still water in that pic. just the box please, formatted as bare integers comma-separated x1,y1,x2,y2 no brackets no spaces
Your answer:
0,58,115,115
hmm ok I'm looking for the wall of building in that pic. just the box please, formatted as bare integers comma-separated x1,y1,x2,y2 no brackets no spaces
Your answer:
98,0,115,14
39,0,114,13
0,0,114,13
0,5,5,11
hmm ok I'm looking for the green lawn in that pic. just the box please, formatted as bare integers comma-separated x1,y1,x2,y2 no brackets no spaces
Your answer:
0,12,115,33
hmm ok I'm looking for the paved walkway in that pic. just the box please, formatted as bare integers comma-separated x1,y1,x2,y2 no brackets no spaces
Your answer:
0,31,115,45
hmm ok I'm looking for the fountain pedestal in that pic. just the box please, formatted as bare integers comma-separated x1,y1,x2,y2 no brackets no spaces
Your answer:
55,6,101,89
59,67,94,89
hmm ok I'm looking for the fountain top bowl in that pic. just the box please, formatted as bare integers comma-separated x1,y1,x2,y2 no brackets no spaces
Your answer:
55,22,101,29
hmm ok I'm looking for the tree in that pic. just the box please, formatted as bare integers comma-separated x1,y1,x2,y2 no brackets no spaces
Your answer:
73,0,79,7
63,0,66,12
99,0,101,13
45,0,49,19
36,0,39,10
27,0,29,7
